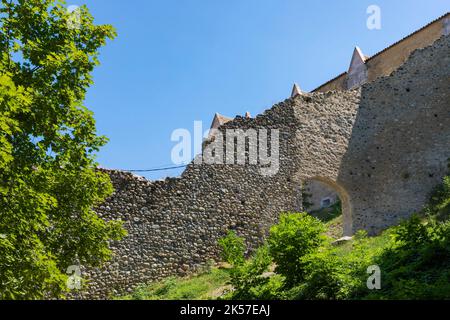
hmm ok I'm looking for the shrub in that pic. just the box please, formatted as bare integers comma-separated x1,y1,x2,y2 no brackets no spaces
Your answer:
253,274,285,300
426,175,450,220
218,231,284,300
226,245,276,300
393,215,429,246
218,231,246,266
287,232,379,300
217,174,450,300
268,213,326,287
288,248,347,300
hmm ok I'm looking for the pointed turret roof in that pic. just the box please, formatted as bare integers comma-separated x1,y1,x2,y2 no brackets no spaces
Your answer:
208,113,233,139
214,113,233,125
291,83,303,97
209,113,233,131
348,46,367,73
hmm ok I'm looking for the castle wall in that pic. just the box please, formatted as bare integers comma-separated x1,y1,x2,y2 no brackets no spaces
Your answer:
77,103,305,299
338,34,450,234
76,34,449,299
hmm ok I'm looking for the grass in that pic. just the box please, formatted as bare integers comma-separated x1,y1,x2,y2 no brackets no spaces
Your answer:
334,228,393,257
119,266,231,300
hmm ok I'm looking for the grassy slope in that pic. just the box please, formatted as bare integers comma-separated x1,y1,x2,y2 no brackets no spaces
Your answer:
119,267,231,300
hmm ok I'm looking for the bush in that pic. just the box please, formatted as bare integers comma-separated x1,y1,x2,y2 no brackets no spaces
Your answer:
287,248,345,300
393,215,429,246
268,213,326,287
426,175,450,220
287,232,379,300
225,245,275,300
216,174,450,300
218,231,246,266
217,231,284,300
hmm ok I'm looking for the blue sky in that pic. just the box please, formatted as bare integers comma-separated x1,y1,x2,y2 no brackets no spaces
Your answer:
79,0,449,180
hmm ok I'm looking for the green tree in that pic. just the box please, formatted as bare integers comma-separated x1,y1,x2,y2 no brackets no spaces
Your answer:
0,0,125,299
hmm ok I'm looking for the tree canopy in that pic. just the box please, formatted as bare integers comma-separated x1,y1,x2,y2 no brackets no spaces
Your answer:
0,0,125,299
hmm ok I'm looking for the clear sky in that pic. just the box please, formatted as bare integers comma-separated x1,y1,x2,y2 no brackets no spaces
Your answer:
78,0,449,180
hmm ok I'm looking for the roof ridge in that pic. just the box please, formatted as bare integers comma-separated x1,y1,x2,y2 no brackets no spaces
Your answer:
365,11,449,63
311,12,450,92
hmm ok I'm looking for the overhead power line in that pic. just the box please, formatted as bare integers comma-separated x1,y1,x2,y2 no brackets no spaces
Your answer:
122,164,188,173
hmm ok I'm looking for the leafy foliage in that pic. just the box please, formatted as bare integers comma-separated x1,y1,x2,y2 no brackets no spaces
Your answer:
364,217,450,299
218,230,246,266
268,212,326,287
287,231,382,300
286,247,352,300
218,231,280,300
0,0,125,299
225,245,280,300
426,175,450,221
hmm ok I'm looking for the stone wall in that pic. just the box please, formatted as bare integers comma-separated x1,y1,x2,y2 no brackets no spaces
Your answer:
77,34,449,299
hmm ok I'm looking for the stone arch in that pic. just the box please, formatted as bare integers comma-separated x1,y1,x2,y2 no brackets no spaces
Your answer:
302,176,353,237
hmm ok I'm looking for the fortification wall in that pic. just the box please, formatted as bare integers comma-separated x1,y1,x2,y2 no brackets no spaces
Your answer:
77,34,449,299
